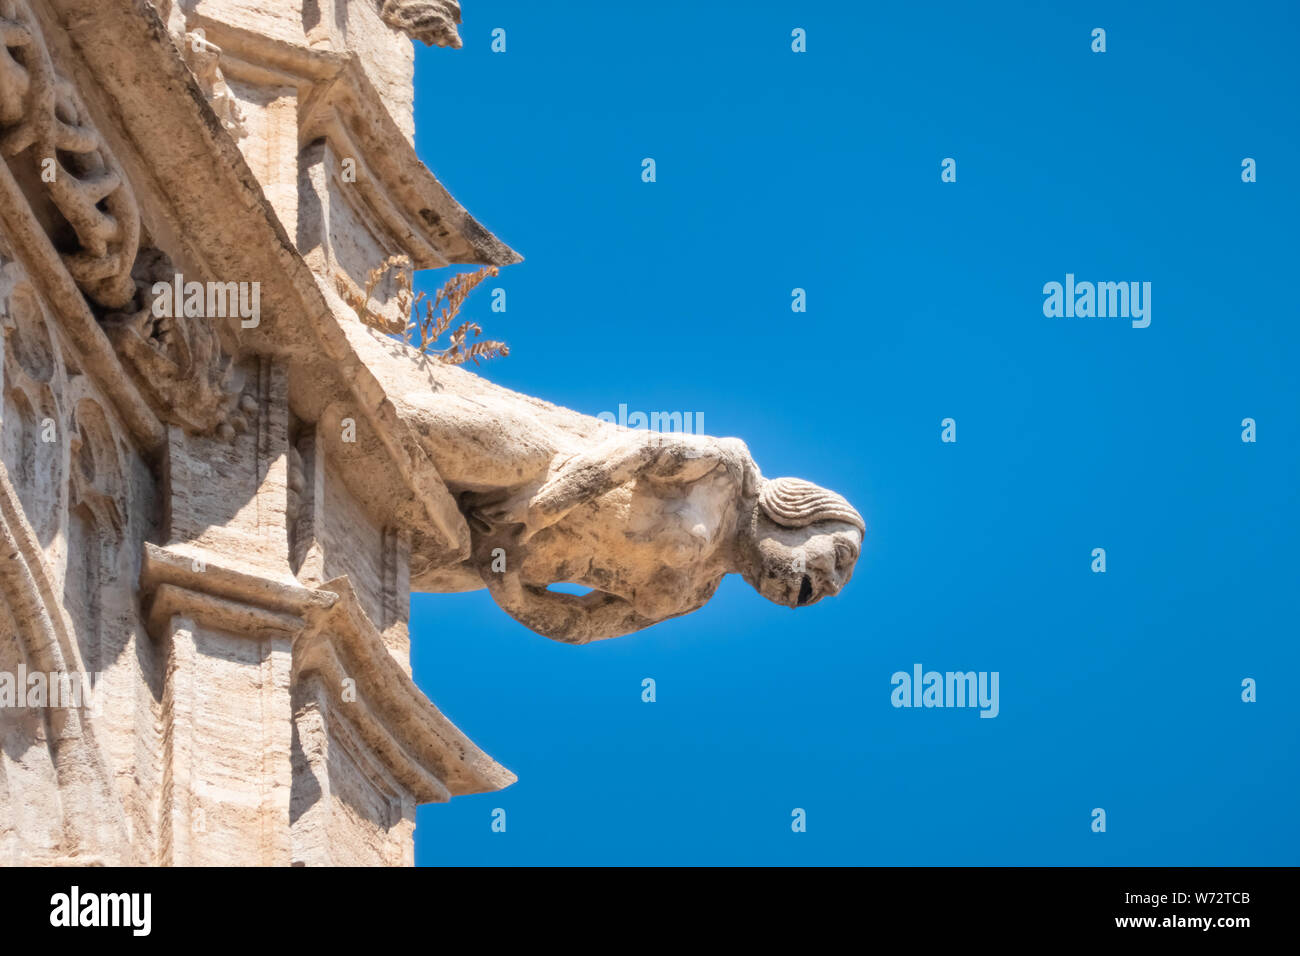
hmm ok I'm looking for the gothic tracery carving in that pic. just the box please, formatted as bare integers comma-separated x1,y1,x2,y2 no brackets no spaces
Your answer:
0,3,245,438
0,0,140,309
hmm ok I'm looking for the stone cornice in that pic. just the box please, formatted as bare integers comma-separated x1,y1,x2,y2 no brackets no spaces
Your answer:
181,12,521,270
138,544,515,802
37,0,494,553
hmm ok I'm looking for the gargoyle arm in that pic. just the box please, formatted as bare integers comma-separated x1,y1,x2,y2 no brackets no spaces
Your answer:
480,568,658,644
523,432,757,536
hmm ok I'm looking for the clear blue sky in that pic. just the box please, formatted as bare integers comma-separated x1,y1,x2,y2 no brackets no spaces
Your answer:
407,1,1299,865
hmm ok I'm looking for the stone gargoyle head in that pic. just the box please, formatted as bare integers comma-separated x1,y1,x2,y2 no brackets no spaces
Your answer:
738,477,865,609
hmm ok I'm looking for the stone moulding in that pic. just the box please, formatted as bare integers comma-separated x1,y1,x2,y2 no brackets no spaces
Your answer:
139,543,514,807
139,540,333,651
44,0,513,557
297,575,516,801
296,60,520,270
188,12,521,271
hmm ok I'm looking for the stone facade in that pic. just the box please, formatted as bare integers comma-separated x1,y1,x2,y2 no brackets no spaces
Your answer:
0,0,863,865
0,0,517,867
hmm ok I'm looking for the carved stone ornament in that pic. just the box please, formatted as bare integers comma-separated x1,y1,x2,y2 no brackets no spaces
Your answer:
0,0,140,308
100,248,244,437
180,32,246,141
379,0,463,49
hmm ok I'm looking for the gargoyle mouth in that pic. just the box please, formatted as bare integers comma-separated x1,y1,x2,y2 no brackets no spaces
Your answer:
797,574,815,606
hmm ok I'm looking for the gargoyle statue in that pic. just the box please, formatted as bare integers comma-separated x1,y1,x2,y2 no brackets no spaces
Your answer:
353,326,866,645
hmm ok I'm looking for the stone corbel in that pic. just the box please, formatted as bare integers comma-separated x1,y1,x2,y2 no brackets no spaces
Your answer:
379,0,464,49
100,249,245,439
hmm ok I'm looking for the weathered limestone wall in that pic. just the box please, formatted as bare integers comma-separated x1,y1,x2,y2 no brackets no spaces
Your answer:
161,360,292,577
0,236,162,865
158,619,294,866
338,0,415,140
0,0,513,867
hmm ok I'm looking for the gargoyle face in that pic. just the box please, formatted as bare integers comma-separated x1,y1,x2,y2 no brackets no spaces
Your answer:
746,517,863,609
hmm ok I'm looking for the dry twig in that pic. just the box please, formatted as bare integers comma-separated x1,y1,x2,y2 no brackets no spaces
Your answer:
339,255,508,365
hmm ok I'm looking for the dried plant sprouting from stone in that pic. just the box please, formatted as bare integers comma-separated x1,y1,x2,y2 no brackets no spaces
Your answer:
335,254,407,333
338,255,508,366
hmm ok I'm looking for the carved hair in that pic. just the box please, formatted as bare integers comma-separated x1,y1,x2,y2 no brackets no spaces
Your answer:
758,477,864,533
